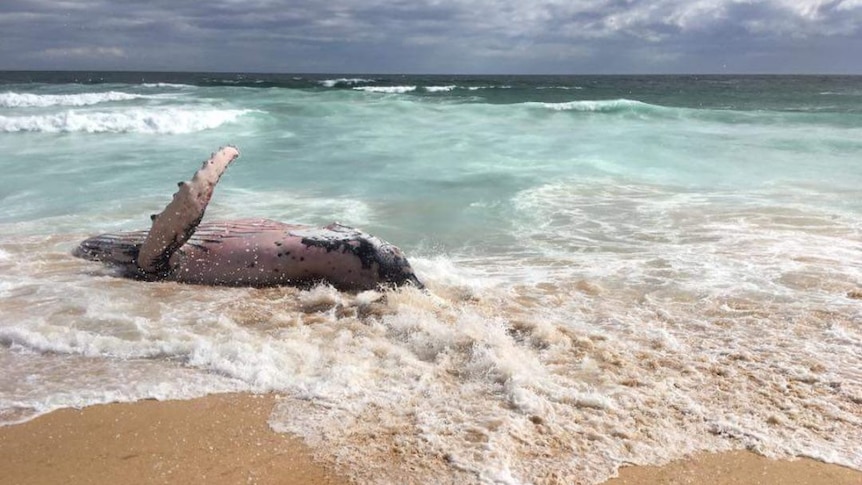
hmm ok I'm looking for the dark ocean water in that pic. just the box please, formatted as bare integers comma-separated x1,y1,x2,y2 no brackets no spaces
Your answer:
4,71,862,110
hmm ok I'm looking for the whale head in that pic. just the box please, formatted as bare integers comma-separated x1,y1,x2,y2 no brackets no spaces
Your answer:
375,243,424,289
299,223,425,290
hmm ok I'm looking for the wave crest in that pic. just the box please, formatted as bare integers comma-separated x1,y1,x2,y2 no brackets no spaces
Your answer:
0,108,255,134
353,86,417,94
425,85,456,93
319,78,375,88
0,91,143,108
140,83,195,89
530,98,663,113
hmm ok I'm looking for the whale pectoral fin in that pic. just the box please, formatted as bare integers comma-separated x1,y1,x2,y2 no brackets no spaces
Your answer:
137,146,240,276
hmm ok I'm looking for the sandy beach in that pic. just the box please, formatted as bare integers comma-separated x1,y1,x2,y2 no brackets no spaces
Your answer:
1,393,859,485
0,394,344,485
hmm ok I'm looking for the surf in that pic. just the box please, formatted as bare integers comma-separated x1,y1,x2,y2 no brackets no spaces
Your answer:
0,90,145,108
0,108,255,134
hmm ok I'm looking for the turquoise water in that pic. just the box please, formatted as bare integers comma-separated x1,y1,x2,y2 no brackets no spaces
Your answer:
1,73,861,484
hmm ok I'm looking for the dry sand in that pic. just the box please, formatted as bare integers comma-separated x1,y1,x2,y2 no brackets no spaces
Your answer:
0,393,859,485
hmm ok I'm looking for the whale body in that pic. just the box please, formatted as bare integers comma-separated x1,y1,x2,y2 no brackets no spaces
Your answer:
73,147,423,291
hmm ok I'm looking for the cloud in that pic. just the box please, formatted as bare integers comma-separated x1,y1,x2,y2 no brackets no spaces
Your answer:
0,0,860,73
39,47,126,59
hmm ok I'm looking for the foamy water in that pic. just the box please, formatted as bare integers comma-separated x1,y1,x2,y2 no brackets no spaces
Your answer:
0,108,256,134
0,91,145,107
319,78,376,88
353,85,418,94
0,73,860,484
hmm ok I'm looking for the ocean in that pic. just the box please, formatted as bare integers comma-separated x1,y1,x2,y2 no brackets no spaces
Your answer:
0,72,860,484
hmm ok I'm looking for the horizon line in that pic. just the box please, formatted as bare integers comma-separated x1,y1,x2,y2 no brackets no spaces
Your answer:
1,69,861,77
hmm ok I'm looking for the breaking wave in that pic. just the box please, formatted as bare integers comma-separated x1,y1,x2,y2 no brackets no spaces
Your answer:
529,98,664,113
0,91,150,108
140,83,195,89
536,86,584,90
425,85,457,93
0,108,256,134
353,86,417,94
0,91,144,108
319,78,376,88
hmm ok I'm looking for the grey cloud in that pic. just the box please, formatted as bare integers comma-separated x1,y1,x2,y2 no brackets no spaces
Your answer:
0,0,860,73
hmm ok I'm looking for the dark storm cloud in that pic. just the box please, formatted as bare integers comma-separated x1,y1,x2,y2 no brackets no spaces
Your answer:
1,0,861,73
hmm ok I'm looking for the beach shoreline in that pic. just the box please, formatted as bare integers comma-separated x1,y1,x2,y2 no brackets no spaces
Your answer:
1,393,859,485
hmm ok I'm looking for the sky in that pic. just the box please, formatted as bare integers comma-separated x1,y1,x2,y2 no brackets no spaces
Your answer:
1,0,861,74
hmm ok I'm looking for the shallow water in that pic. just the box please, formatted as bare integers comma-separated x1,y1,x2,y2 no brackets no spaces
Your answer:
1,73,860,484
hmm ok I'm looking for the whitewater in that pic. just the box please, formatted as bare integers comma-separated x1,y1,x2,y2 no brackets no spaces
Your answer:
0,73,860,484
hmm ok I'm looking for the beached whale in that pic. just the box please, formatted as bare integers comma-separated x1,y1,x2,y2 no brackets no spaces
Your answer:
73,146,423,290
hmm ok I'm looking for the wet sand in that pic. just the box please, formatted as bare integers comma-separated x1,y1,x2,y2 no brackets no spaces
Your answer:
0,393,344,485
0,393,859,485
605,450,861,485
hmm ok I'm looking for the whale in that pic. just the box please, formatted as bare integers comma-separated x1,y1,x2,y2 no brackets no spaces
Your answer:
73,146,423,290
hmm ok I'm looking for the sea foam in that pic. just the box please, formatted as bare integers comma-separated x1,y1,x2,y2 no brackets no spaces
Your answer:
531,98,661,113
425,85,457,92
0,108,255,134
1,220,860,484
319,78,375,88
353,86,417,94
0,91,143,108
140,83,195,89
